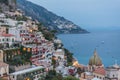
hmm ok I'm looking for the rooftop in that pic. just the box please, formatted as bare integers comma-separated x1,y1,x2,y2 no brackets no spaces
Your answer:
10,66,44,76
0,34,14,37
56,49,63,52
93,68,106,75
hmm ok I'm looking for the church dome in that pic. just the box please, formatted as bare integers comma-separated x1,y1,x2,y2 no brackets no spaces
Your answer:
89,49,102,66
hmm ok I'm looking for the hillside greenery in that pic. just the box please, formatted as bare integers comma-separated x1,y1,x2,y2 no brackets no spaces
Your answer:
40,70,79,80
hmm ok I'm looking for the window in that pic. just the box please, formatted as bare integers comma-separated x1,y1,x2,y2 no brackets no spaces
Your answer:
20,30,22,33
113,74,115,77
2,39,4,42
23,30,25,33
6,38,9,41
12,38,14,42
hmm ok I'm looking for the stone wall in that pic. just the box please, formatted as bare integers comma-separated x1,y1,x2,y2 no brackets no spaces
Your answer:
10,63,31,72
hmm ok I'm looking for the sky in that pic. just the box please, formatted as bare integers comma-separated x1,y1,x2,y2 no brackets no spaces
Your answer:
27,0,120,31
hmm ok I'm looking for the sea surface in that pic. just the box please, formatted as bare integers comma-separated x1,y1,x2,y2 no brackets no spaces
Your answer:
57,31,120,67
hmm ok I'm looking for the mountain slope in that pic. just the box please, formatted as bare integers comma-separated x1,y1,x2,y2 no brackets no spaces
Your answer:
17,0,88,34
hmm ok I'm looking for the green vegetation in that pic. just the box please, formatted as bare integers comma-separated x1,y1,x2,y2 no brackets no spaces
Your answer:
37,23,56,41
54,42,63,50
77,67,85,76
4,46,32,66
16,16,28,21
0,7,2,13
44,70,63,80
63,76,79,80
40,70,79,80
13,0,16,4
64,48,73,66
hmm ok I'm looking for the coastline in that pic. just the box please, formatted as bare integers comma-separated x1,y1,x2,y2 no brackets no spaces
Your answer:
57,31,120,67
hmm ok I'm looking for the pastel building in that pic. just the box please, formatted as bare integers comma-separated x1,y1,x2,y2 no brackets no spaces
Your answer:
0,13,6,20
105,64,120,80
80,72,94,80
93,67,106,80
9,22,29,42
0,13,7,34
0,50,9,77
0,26,7,34
54,49,65,61
0,34,15,47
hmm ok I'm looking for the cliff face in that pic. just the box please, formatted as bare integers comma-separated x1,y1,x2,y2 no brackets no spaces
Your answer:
17,0,88,34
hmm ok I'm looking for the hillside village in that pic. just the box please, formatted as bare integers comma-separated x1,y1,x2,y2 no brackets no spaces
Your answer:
0,0,120,80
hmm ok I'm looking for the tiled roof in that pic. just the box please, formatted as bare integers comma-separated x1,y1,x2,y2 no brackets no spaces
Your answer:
0,34,14,37
0,62,8,67
93,68,106,75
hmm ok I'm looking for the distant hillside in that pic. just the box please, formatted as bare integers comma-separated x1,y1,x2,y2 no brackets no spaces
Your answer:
17,0,88,34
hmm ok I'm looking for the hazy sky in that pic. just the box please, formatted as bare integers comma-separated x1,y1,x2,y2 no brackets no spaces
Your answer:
27,0,120,31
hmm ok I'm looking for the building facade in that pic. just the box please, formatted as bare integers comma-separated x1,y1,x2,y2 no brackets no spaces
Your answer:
0,34,15,47
0,50,9,77
105,64,120,80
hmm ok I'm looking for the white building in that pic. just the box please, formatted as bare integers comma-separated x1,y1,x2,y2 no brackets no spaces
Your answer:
8,22,28,42
0,13,6,20
105,64,120,80
0,34,15,47
4,18,17,27
54,49,65,60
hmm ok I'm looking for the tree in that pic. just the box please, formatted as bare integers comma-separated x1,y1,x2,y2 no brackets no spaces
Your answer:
17,75,24,80
37,23,55,41
44,70,63,80
77,67,85,76
64,48,73,66
52,56,57,68
63,76,79,80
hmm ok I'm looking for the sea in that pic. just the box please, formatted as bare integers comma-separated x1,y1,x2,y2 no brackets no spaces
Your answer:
57,30,120,67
